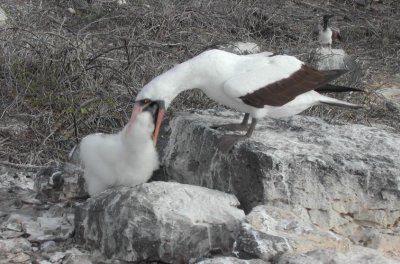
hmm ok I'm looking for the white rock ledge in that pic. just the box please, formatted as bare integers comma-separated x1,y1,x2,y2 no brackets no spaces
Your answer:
157,110,400,257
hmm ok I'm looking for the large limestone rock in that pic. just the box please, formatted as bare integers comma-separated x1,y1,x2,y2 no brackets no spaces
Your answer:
276,246,400,264
236,205,351,261
75,181,245,263
158,110,400,256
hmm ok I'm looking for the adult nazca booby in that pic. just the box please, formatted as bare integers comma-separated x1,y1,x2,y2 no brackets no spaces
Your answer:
129,49,361,151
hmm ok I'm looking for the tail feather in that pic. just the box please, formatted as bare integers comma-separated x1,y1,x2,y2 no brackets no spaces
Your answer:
316,84,364,93
319,95,362,109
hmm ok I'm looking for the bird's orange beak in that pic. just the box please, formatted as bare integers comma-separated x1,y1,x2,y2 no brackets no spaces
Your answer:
128,100,165,146
152,102,165,146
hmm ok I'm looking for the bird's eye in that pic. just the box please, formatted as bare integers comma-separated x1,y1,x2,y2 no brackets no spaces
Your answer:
143,99,151,104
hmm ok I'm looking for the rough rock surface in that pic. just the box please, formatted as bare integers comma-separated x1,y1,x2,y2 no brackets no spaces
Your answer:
0,165,92,264
276,246,400,264
377,86,400,111
308,48,362,87
197,256,269,264
75,181,245,263
34,159,88,202
158,110,400,257
236,205,351,261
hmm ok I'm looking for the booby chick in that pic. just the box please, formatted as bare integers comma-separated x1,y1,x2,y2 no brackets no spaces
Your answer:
80,112,159,197
128,49,361,152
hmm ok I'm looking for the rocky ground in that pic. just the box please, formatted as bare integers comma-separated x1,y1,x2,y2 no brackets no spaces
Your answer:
1,109,400,263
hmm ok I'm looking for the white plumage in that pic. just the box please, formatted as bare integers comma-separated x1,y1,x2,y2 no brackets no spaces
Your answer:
80,112,159,197
136,49,358,119
318,27,333,47
132,49,360,151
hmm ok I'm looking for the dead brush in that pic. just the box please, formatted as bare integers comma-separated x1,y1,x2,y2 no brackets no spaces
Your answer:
0,0,399,166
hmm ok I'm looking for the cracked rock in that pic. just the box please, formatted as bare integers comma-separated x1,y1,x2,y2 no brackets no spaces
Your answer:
236,206,351,261
75,181,245,263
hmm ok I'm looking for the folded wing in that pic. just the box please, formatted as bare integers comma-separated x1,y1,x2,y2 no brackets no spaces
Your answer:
224,63,348,108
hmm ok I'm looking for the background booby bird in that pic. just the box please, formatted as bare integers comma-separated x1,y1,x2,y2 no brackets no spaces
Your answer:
129,49,361,151
315,14,342,49
80,111,159,196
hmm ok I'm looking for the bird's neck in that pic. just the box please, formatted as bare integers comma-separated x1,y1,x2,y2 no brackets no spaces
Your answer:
169,62,202,94
139,50,236,108
323,19,329,31
147,59,207,108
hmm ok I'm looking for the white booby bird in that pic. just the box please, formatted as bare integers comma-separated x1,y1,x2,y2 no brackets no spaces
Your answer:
129,49,361,151
315,14,342,49
80,111,159,196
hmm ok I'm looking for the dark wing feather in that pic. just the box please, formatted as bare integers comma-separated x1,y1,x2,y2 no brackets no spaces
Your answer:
315,84,364,93
332,30,342,41
239,65,348,108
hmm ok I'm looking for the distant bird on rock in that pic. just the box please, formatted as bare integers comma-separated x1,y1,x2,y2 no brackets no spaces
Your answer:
314,14,342,49
310,15,362,88
129,49,362,152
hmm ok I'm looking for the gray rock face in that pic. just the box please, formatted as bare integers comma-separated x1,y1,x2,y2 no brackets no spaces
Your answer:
197,256,269,264
236,206,351,261
75,181,245,263
159,110,400,256
0,238,31,253
377,86,400,111
34,162,88,202
276,246,400,264
60,162,88,199
308,48,362,87
0,165,90,263
237,223,293,261
1,205,74,243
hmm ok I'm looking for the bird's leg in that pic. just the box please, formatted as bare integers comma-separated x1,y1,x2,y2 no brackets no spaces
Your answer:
211,113,250,131
217,118,258,153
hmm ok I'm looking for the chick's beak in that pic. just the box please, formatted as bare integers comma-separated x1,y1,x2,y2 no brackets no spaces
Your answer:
126,101,146,135
129,102,143,124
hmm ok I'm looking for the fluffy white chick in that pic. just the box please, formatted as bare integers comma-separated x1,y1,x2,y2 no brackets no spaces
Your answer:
80,112,159,197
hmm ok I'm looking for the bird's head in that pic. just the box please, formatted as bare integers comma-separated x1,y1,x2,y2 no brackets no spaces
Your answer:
128,98,165,146
323,14,334,22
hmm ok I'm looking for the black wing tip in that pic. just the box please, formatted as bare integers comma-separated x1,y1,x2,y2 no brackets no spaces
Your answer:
330,69,349,75
316,84,365,93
